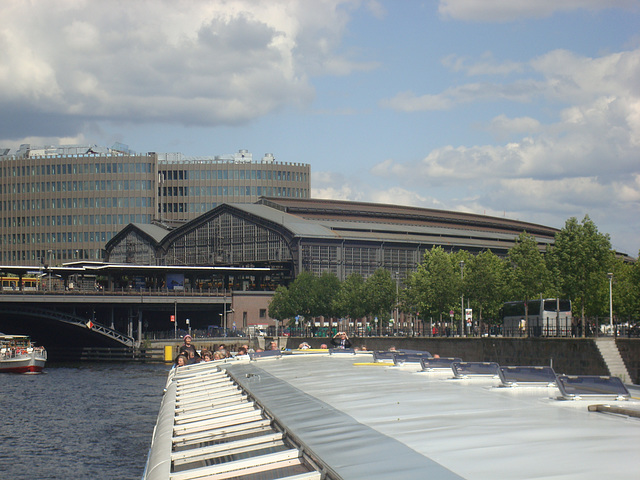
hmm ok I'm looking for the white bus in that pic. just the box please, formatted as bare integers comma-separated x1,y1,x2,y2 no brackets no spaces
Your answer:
502,299,572,337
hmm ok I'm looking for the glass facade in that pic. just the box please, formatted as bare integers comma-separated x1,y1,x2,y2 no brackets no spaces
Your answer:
0,146,310,265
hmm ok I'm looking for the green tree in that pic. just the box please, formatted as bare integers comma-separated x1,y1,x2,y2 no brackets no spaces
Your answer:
609,257,637,324
464,250,509,328
333,273,367,324
287,271,319,320
405,247,459,330
268,285,293,321
364,268,396,320
316,271,341,320
632,251,640,320
508,232,549,330
551,216,613,332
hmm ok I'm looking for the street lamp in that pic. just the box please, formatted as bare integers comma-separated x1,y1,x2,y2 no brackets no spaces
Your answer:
47,249,53,291
223,308,234,337
395,271,400,337
607,272,614,336
460,260,465,336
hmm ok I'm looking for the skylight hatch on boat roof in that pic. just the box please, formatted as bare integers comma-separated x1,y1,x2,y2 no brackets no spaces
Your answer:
249,350,284,360
452,362,500,378
556,375,630,400
420,357,462,371
499,366,557,386
329,348,356,355
392,351,431,366
372,351,395,362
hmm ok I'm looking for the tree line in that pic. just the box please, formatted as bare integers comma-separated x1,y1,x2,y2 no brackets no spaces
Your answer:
268,216,639,333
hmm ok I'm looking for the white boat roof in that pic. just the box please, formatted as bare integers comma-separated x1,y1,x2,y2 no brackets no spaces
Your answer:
0,335,30,341
144,352,640,480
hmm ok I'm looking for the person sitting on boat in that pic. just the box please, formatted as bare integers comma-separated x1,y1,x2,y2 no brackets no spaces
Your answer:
201,350,213,362
268,341,279,351
178,334,200,364
331,332,352,349
173,354,187,368
216,344,230,358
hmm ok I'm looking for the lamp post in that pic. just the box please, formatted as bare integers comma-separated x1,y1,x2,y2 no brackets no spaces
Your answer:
47,249,53,291
607,272,613,336
395,271,400,337
460,260,465,337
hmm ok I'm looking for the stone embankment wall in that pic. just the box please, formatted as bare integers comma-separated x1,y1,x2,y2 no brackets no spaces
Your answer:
146,337,639,384
286,337,640,384
616,339,640,385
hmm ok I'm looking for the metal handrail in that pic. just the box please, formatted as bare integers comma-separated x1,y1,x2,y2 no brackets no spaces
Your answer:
1,306,135,347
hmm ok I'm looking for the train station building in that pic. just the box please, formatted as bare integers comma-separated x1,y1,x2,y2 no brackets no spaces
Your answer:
105,196,558,284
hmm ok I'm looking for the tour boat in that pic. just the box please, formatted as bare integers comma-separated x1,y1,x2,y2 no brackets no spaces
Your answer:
143,349,640,480
0,334,47,373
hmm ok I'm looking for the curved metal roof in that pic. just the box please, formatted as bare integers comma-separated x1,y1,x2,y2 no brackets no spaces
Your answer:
144,352,640,480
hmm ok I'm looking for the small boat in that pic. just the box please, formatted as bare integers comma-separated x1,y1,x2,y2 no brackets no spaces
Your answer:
0,334,47,373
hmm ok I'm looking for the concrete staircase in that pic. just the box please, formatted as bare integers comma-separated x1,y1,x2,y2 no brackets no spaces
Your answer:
594,337,632,384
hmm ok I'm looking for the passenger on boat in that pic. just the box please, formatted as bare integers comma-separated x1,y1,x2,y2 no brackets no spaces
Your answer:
201,350,213,362
268,341,279,351
331,332,352,349
216,344,230,358
236,346,248,356
173,354,187,368
298,342,311,349
179,335,200,363
185,349,200,365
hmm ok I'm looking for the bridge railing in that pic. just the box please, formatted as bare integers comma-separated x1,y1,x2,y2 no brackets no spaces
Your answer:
0,286,235,297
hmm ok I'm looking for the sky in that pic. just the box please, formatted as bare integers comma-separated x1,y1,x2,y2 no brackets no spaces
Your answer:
1,0,639,256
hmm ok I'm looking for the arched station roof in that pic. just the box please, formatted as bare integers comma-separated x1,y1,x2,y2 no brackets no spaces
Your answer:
104,197,559,282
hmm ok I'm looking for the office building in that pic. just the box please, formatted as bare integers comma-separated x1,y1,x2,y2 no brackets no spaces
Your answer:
0,143,310,265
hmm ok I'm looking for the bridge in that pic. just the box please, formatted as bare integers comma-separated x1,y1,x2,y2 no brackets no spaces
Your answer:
0,289,233,359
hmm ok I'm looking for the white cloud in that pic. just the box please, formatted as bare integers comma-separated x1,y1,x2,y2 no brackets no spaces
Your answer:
373,47,640,255
438,0,638,22
0,0,362,139
442,53,524,76
312,171,365,201
382,80,543,112
369,188,445,209
487,115,541,139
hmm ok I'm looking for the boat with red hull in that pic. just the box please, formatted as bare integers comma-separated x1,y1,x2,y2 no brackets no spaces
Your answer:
0,335,47,373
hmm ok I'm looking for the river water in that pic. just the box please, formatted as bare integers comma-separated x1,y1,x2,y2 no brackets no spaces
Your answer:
0,362,170,480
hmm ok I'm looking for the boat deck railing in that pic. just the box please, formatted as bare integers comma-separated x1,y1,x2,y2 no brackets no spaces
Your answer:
144,360,328,480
